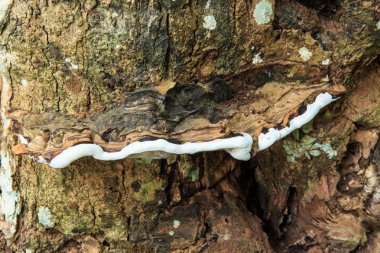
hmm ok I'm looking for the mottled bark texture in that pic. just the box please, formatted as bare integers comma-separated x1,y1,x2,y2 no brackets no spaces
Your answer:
0,0,379,252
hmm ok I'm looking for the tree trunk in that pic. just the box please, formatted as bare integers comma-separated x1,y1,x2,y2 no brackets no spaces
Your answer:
0,0,379,252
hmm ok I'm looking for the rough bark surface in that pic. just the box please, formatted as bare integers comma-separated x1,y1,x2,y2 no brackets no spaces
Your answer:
0,0,379,252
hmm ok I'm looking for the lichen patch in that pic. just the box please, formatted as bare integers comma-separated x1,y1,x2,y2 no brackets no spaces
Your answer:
173,220,181,229
252,53,263,65
0,152,20,239
0,0,12,24
205,0,211,9
299,47,313,62
253,0,273,25
21,79,28,87
322,58,331,66
38,206,54,228
64,57,78,69
203,15,217,30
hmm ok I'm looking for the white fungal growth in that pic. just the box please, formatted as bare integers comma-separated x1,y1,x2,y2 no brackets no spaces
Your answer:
253,0,273,25
50,134,253,169
0,151,20,238
377,21,380,30
0,0,12,24
168,231,174,236
38,206,54,228
299,47,313,62
203,15,217,30
258,93,337,151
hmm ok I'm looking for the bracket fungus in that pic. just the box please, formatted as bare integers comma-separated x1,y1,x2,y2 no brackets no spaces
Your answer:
257,92,339,151
6,79,345,169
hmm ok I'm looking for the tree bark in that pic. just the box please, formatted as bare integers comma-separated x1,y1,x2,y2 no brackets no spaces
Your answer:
0,0,379,252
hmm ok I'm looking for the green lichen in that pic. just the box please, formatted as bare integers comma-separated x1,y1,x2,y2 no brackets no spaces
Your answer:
189,169,199,182
283,122,337,163
181,163,200,182
301,121,313,134
135,158,153,167
178,155,200,182
133,181,162,204
313,143,337,159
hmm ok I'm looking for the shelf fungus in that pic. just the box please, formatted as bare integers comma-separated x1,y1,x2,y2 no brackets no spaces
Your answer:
6,81,345,168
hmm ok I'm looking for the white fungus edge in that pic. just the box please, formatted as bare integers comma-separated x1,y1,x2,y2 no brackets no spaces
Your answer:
49,133,253,169
258,92,338,151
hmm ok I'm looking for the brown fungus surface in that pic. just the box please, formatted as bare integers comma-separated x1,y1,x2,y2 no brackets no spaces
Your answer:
7,82,344,163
